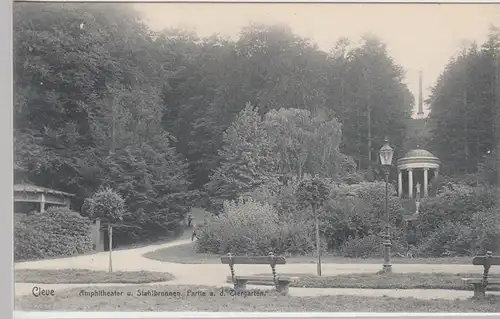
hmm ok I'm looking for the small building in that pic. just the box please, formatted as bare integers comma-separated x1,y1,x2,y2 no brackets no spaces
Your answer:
14,183,105,252
14,183,74,213
396,149,440,199
396,149,440,222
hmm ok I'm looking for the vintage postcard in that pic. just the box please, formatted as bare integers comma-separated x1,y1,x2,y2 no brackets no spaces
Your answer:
12,1,500,315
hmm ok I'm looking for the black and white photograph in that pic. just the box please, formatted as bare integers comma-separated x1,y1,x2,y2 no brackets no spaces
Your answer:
11,1,500,313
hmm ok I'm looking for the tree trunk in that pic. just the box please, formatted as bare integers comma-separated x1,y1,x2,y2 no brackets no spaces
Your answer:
108,224,113,272
313,205,322,276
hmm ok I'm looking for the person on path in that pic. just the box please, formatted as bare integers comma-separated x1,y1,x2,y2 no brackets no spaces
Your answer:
191,223,197,241
187,214,193,228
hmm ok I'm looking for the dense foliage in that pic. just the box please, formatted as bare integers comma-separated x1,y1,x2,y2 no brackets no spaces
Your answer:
415,181,499,256
13,2,500,258
296,177,330,211
205,104,280,212
198,178,408,256
417,183,497,236
195,197,315,255
427,27,500,178
206,105,356,212
14,207,93,261
14,3,193,245
322,181,406,254
83,187,125,223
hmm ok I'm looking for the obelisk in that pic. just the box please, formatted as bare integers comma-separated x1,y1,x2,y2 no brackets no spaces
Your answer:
417,71,424,119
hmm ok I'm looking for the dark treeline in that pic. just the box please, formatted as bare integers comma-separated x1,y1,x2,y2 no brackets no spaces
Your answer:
427,27,500,180
13,3,498,244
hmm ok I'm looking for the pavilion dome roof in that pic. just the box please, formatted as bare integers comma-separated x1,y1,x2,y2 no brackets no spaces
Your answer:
402,149,438,159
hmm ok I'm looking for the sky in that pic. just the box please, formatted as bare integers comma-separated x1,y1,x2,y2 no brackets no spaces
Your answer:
134,3,500,116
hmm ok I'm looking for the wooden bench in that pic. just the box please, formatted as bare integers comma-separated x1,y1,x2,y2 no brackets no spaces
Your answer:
462,251,500,297
221,252,292,295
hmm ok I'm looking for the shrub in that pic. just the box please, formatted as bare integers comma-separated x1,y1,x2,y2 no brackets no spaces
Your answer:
341,235,383,258
321,182,405,251
340,172,364,185
470,207,500,254
195,197,314,255
430,174,487,194
417,184,497,237
415,222,476,257
14,207,93,261
321,193,372,250
341,234,406,258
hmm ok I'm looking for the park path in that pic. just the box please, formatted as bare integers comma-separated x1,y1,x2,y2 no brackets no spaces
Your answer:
14,238,491,300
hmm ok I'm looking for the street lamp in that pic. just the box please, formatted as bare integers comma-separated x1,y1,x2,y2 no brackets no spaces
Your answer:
379,137,394,273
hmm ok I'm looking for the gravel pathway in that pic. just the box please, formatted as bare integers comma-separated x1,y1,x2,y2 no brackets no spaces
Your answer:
14,239,487,300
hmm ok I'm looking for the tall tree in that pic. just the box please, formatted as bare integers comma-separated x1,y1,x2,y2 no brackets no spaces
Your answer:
14,3,193,244
263,108,355,180
326,35,413,174
161,24,334,190
205,103,279,212
428,28,499,176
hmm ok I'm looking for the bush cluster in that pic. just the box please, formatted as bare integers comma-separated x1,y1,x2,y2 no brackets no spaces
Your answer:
322,181,405,251
417,183,496,235
339,222,409,258
199,174,499,259
414,181,499,256
195,197,315,255
415,222,476,257
14,207,94,261
198,179,409,257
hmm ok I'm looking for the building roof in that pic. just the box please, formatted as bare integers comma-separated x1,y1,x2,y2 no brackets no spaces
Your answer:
14,184,75,197
397,148,440,170
402,149,438,159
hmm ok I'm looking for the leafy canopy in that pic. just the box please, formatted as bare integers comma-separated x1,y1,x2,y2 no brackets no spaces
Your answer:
83,187,126,223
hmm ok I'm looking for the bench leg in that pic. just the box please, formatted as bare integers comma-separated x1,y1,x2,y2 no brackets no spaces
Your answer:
234,280,247,291
276,282,290,295
473,284,486,298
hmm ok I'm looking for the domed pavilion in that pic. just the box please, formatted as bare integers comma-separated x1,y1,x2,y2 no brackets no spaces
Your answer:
396,148,440,199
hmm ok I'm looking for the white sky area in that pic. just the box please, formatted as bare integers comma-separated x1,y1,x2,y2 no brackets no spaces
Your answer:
134,3,500,117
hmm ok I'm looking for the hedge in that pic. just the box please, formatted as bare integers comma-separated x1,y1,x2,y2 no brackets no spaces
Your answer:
14,206,94,261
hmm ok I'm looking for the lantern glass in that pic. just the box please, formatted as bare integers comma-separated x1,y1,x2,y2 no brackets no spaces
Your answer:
379,139,394,166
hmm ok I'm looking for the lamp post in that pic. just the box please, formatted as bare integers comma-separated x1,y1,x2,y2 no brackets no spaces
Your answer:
379,137,394,273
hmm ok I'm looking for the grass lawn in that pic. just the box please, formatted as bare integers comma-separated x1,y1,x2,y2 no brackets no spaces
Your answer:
251,272,500,291
15,284,500,312
15,269,174,284
143,242,473,265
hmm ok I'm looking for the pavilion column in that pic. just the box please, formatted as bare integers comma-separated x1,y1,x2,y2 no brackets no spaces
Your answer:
408,169,413,198
40,193,45,213
397,170,403,197
423,168,429,197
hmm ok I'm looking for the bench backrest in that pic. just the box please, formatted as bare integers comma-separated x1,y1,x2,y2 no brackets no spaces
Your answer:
472,252,499,285
222,252,286,287
472,254,500,267
220,255,286,265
